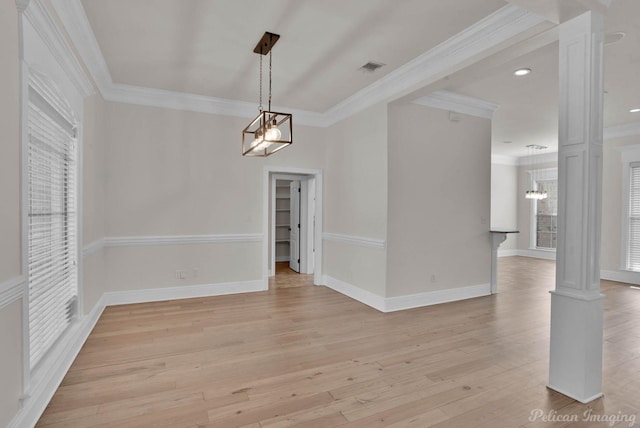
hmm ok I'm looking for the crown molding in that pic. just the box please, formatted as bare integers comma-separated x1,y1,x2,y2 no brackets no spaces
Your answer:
48,0,109,95
413,90,499,119
604,122,640,140
23,0,95,98
15,0,30,12
51,1,545,127
321,4,546,126
104,83,330,127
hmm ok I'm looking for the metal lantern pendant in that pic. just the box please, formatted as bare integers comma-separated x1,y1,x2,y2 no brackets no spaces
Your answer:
242,32,292,157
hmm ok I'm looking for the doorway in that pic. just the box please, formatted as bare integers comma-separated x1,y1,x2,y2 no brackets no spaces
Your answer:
263,167,323,289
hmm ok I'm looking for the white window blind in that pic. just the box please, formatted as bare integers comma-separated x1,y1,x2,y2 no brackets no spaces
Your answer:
628,162,640,271
27,77,78,370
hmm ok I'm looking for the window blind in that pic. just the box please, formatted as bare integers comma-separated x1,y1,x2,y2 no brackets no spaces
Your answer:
628,162,640,271
27,82,78,370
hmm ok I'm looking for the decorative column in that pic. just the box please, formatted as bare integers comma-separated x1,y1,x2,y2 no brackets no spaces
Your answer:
549,11,605,403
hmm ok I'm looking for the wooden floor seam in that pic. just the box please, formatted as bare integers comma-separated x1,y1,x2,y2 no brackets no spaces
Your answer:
36,257,640,427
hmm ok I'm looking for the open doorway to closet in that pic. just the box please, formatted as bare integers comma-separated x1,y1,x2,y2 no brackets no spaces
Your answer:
264,168,323,290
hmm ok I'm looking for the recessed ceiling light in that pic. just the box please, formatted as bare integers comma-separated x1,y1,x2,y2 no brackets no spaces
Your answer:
631,108,640,113
514,68,531,76
503,140,512,144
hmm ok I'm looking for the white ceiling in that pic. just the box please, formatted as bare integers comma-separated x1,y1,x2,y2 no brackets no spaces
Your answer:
60,1,639,159
443,0,640,157
80,0,506,112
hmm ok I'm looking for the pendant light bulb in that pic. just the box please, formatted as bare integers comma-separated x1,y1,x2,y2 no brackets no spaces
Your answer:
252,129,265,151
265,119,281,141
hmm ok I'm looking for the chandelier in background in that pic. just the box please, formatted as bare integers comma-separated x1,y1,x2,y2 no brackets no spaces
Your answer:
242,32,292,157
525,144,548,200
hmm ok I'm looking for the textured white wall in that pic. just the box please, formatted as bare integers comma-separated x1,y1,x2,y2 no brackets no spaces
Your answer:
102,101,327,291
323,103,388,297
387,104,491,297
82,95,107,312
600,135,640,273
491,163,518,250
0,2,24,426
0,0,21,284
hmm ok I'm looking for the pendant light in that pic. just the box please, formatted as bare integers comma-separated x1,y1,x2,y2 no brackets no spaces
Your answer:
242,32,292,157
525,144,548,200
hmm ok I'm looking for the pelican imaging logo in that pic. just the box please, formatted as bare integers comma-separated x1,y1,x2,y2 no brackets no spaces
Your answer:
528,409,637,426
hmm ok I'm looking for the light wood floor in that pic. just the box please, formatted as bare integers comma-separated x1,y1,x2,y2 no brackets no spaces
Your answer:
37,257,640,427
270,262,314,289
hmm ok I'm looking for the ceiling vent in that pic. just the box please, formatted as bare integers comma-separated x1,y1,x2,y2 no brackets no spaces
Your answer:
359,61,385,73
604,31,625,45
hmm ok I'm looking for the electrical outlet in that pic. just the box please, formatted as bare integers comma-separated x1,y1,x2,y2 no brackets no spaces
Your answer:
192,268,199,279
175,270,188,280
430,274,437,283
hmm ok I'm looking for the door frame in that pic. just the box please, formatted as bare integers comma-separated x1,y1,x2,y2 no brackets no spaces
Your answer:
263,166,323,285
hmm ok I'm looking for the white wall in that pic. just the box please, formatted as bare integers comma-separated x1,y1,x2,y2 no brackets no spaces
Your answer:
102,101,327,292
323,103,388,297
601,135,640,277
0,2,24,425
491,163,518,251
0,0,21,284
82,94,106,312
386,104,492,297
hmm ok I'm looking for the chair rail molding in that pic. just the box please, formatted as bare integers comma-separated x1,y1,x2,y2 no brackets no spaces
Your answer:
323,233,386,249
0,276,26,309
105,234,263,247
82,238,105,257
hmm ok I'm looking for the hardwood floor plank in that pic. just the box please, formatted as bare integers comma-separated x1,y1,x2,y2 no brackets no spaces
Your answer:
36,257,640,427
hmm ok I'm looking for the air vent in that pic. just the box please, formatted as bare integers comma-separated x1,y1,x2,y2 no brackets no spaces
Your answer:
359,61,385,73
605,31,625,45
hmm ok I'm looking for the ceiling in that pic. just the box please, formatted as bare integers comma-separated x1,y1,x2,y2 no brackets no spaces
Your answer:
80,0,506,112
444,0,640,157
70,0,640,158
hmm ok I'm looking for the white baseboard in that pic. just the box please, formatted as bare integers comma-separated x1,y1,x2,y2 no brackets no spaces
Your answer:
322,275,491,313
501,249,556,260
322,275,386,312
9,294,106,428
104,279,268,306
494,253,638,285
497,249,519,257
600,269,640,285
384,283,491,312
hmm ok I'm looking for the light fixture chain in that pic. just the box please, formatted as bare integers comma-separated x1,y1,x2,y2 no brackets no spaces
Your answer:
269,49,272,112
259,53,263,112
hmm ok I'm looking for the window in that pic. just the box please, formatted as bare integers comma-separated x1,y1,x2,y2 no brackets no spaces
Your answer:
626,162,640,271
528,168,558,250
26,73,78,370
535,180,558,249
